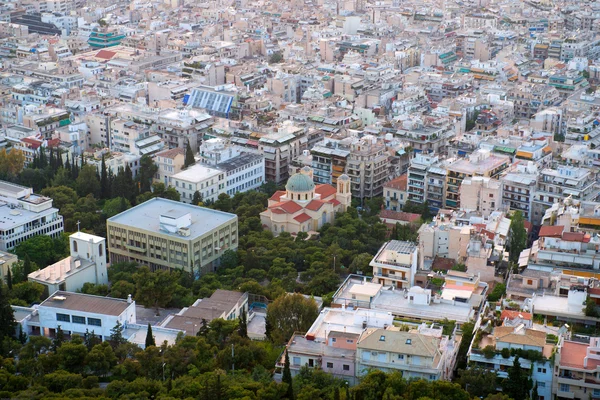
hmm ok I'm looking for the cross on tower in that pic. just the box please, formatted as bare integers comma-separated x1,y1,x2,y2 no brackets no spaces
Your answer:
76,220,81,232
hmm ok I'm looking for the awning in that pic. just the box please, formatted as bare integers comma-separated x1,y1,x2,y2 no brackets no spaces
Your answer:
516,150,532,159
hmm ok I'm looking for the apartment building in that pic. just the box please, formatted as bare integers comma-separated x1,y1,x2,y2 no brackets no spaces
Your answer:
218,153,265,196
110,118,163,155
459,176,502,218
153,147,185,186
259,125,308,184
406,153,447,213
154,109,213,151
107,198,238,276
554,337,600,400
509,83,561,119
532,166,599,225
370,240,418,289
384,174,407,211
0,180,64,251
501,163,539,222
356,325,458,381
531,225,600,272
171,164,225,204
445,149,511,209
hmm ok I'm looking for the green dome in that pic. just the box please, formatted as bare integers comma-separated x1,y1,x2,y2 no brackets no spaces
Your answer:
286,173,315,192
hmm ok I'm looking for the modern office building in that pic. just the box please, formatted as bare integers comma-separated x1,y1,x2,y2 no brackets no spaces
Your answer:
0,180,64,251
107,198,238,277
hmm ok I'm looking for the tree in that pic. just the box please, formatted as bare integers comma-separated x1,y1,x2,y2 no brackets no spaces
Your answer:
52,325,65,351
238,310,248,339
192,190,203,205
585,295,600,317
57,342,88,372
76,164,101,198
100,154,109,199
266,293,319,344
508,211,527,264
184,142,195,169
532,381,539,400
5,267,12,290
502,357,532,399
145,324,156,348
110,321,127,347
15,236,62,268
86,342,117,377
0,283,16,341
487,283,507,302
269,52,283,64
282,350,294,399
133,267,178,314
138,155,158,194
103,197,131,218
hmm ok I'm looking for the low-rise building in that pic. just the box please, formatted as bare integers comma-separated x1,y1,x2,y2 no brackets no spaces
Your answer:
554,337,600,400
171,164,226,204
153,147,186,186
384,174,408,211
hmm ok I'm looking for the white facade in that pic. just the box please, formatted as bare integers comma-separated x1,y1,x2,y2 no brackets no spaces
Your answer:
171,164,226,203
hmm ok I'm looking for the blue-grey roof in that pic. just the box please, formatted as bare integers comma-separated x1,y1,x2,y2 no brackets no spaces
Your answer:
107,198,237,239
286,173,315,192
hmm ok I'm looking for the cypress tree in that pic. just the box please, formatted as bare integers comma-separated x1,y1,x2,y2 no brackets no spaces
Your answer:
283,350,294,399
100,154,108,199
23,254,32,278
64,154,71,174
238,310,248,338
184,142,195,168
0,283,16,341
6,267,12,290
145,323,155,348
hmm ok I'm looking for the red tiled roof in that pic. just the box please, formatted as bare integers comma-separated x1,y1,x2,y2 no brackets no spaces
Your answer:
524,221,533,233
539,225,564,238
562,231,591,243
560,341,600,370
270,201,303,214
315,184,336,199
271,208,285,214
294,213,312,223
379,209,421,223
155,147,185,159
269,190,286,202
384,174,407,191
46,138,60,148
21,137,42,149
432,257,456,271
305,199,325,211
481,229,495,241
328,199,341,206
95,50,117,60
500,310,532,321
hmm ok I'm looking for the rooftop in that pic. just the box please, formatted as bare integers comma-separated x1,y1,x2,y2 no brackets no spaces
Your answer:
172,164,222,183
39,291,131,316
108,198,237,239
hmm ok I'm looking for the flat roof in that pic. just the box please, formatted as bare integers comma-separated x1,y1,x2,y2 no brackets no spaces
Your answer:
172,163,222,183
70,231,104,243
40,291,131,316
107,198,237,239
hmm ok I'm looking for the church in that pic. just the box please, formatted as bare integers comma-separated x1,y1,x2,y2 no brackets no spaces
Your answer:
260,167,351,235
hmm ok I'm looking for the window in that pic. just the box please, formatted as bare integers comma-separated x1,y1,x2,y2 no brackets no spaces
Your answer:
88,318,102,327
73,241,77,252
538,382,546,388
326,362,333,368
559,384,570,392
406,339,412,345
72,315,85,324
343,364,350,371
528,279,533,285
99,244,103,257
429,375,437,381
379,335,386,341
398,354,404,360
537,368,546,373
56,313,70,322
293,357,301,366
308,359,314,367
331,338,336,343
346,339,353,344
594,389,600,396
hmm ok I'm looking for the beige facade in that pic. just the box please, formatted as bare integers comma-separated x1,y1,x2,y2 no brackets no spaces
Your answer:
153,147,185,186
260,168,351,235
459,176,502,218
107,198,238,277
370,240,418,289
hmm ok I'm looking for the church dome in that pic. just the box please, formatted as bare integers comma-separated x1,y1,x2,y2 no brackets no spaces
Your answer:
286,172,315,193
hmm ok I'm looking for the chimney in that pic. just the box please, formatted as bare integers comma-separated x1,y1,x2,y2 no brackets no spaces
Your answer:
127,294,133,304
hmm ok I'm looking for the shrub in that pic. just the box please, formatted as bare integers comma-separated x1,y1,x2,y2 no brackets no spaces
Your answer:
501,348,510,359
483,345,497,359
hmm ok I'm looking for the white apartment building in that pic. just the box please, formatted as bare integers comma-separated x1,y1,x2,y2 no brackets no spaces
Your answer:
370,240,418,289
172,164,226,203
0,181,63,251
219,153,265,196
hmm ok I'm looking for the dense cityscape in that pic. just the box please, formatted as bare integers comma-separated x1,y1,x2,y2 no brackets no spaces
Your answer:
0,0,600,398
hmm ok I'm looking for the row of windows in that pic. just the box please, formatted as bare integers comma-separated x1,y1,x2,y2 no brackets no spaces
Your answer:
56,313,102,327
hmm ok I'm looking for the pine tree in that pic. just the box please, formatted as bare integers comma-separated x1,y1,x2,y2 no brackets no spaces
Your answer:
145,323,155,348
110,321,126,346
283,350,294,399
0,283,16,341
6,267,12,290
238,310,248,338
184,142,195,168
100,154,108,199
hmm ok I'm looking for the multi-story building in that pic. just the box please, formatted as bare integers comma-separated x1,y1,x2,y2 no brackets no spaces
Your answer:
107,198,238,277
532,166,599,225
218,153,265,197
509,83,561,119
531,225,600,272
153,148,186,186
356,325,458,381
445,149,511,209
554,337,600,400
0,180,63,251
0,251,18,281
459,176,502,218
407,153,447,213
501,163,539,222
155,109,213,152
384,175,407,211
259,125,308,184
370,240,418,289
171,164,225,204
186,84,238,118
